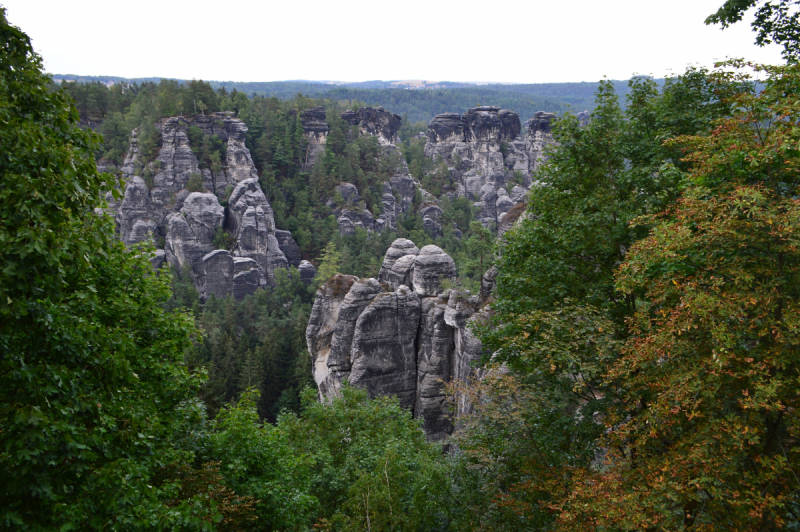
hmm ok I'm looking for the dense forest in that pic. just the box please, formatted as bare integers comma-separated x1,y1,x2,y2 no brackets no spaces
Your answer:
55,68,497,419
51,74,652,123
4,0,800,530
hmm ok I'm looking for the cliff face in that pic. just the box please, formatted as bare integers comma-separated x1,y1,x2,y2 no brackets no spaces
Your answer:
113,112,313,300
301,106,444,238
302,105,557,239
425,107,556,228
306,238,488,441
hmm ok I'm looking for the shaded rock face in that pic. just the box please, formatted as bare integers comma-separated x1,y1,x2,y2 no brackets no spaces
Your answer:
115,113,297,301
350,288,421,408
413,245,457,297
275,230,302,267
298,260,317,285
300,106,329,169
523,111,557,177
424,106,556,230
307,238,487,441
306,274,358,400
341,106,402,145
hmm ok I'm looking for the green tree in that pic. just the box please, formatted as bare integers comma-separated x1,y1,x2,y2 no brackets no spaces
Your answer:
313,241,343,286
0,10,212,529
707,0,800,61
471,68,745,528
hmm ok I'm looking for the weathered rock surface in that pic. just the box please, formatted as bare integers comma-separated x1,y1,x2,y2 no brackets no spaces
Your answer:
412,245,457,297
300,106,329,169
341,106,402,145
349,287,421,408
115,113,297,299
307,238,490,441
306,274,358,399
424,106,556,230
275,230,302,267
298,260,317,285
198,249,234,300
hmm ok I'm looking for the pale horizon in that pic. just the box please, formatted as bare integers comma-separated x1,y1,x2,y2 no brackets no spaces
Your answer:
3,0,785,85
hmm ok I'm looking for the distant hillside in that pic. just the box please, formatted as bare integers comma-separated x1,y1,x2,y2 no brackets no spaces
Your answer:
51,75,663,123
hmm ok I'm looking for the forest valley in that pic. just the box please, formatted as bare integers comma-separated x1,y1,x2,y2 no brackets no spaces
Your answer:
4,0,800,530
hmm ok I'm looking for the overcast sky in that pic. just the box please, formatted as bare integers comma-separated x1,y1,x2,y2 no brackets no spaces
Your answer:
3,0,785,83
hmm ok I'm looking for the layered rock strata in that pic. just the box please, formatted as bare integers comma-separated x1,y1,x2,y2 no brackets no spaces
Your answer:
306,238,488,441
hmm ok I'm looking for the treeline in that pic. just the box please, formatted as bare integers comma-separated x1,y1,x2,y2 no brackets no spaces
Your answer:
55,74,663,123
9,2,800,529
71,76,499,417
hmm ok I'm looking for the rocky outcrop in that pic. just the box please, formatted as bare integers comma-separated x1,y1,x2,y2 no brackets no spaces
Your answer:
341,106,402,145
164,193,224,270
275,230,302,267
300,107,329,169
298,260,317,284
306,274,358,399
115,113,297,300
307,238,488,441
523,111,557,176
350,287,421,409
424,106,556,230
412,245,457,297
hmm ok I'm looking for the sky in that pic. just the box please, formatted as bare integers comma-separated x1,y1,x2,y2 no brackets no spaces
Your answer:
3,0,785,84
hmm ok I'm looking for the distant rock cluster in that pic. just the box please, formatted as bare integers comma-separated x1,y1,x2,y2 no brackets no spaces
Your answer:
109,112,314,301
306,238,491,441
299,105,561,238
425,107,557,228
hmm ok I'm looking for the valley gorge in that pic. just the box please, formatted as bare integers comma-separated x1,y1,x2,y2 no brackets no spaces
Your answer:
106,101,558,438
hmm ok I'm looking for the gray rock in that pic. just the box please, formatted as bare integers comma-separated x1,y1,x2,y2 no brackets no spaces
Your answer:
306,238,491,440
117,176,154,247
150,249,166,271
227,178,275,238
275,229,302,267
164,193,224,270
223,117,259,186
232,268,260,301
423,107,556,230
412,245,457,297
334,182,360,204
349,286,421,408
233,256,258,273
427,113,465,143
265,233,290,286
378,238,420,284
182,193,225,247
300,107,328,169
298,260,316,285
307,274,358,401
383,254,416,291
340,106,401,145
525,111,557,175
335,208,374,236
416,297,455,440
129,219,157,246
328,278,383,374
199,249,234,301
481,266,498,301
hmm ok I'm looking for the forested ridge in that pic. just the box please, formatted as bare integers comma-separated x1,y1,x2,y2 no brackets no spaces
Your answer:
4,0,800,530
51,74,652,123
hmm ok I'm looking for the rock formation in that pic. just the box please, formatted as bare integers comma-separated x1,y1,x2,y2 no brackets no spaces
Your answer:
304,105,557,239
424,106,557,229
300,106,329,169
306,238,488,441
114,112,299,300
340,106,402,145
